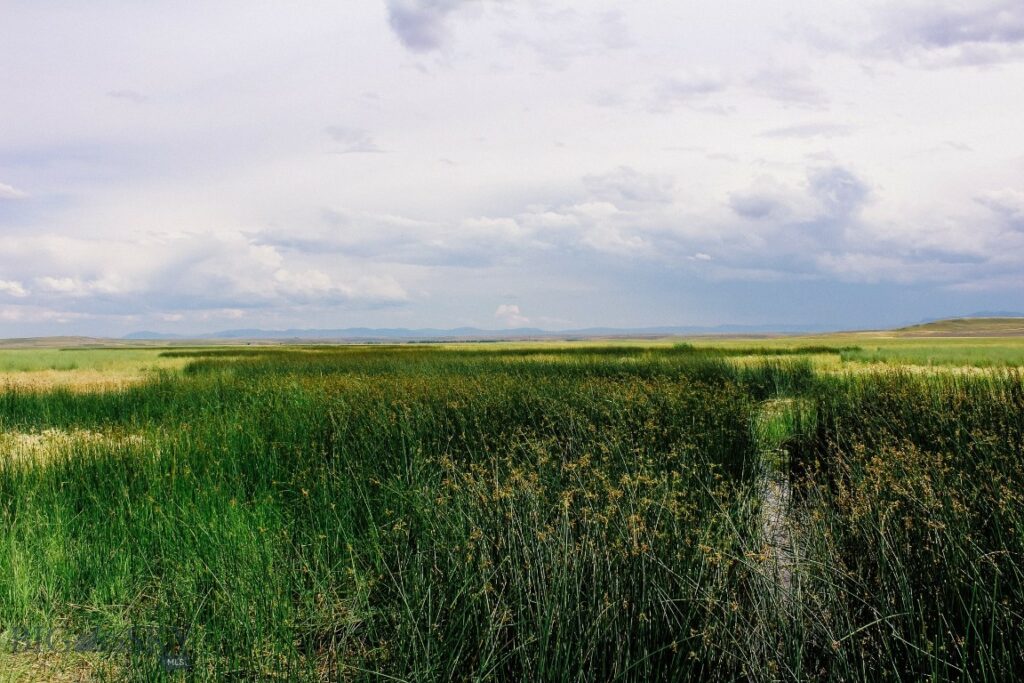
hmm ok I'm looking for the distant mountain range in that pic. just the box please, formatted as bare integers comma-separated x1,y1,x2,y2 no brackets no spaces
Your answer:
123,323,845,341
110,312,1020,342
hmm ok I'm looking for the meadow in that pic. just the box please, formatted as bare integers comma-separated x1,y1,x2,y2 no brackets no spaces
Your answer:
0,338,1020,680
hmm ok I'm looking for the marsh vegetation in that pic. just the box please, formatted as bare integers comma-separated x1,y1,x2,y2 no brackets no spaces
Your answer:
0,343,1019,680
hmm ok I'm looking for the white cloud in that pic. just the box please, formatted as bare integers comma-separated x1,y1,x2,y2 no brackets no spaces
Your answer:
0,1,1021,333
36,276,83,294
0,183,27,200
0,280,29,297
494,303,529,327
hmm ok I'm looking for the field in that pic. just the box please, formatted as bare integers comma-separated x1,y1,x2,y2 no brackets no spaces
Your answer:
0,332,1021,680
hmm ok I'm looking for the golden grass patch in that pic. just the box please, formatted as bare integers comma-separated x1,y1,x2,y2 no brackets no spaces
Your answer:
0,651,114,683
0,429,144,465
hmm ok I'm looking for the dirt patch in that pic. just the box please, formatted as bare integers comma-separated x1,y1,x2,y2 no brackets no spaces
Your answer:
759,471,796,597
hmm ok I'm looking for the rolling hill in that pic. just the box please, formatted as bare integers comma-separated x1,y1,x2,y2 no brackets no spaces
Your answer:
895,317,1024,337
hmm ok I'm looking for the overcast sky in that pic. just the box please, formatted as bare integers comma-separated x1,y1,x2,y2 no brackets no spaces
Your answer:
1,1,1023,335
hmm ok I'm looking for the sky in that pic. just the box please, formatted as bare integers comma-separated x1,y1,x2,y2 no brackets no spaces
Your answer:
1,0,1023,336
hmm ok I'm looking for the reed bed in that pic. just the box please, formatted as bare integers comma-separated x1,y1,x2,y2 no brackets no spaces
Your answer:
0,346,1018,681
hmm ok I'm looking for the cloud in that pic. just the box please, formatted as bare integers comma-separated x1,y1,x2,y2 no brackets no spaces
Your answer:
270,267,408,303
274,163,872,284
0,280,28,297
649,66,825,113
869,1,1024,66
975,188,1024,218
494,303,529,326
325,126,384,154
976,189,1024,230
759,123,853,138
36,276,84,295
0,304,90,325
727,175,805,222
107,89,148,104
746,68,826,107
582,166,674,206
500,7,634,70
0,231,410,323
261,167,676,268
650,69,729,111
0,182,27,199
386,0,466,52
260,208,538,268
2,0,1023,333
808,166,870,220
729,192,785,220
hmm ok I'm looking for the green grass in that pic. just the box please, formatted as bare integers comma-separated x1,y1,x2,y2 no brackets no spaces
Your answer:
840,342,1024,367
0,344,1020,680
0,349,174,373
787,369,1024,680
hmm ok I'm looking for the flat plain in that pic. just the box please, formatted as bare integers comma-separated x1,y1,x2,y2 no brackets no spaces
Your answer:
0,320,1021,681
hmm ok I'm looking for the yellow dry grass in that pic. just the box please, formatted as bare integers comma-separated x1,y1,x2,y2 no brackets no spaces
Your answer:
0,350,190,393
0,652,113,683
0,429,144,465
0,370,150,393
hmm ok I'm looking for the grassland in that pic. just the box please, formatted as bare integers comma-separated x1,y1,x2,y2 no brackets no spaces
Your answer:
0,349,188,393
0,334,1020,680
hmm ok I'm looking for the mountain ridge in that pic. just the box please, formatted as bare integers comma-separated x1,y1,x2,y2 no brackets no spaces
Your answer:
123,323,843,341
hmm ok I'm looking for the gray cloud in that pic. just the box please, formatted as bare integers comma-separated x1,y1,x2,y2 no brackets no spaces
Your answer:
386,0,467,52
582,167,674,207
976,189,1024,230
759,123,853,138
808,166,870,220
648,71,729,112
729,192,785,220
746,68,827,106
871,1,1024,65
107,89,148,104
649,66,825,113
325,126,385,154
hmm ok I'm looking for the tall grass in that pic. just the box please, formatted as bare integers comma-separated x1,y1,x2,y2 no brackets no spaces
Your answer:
0,348,805,680
0,346,1019,680
786,369,1024,680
